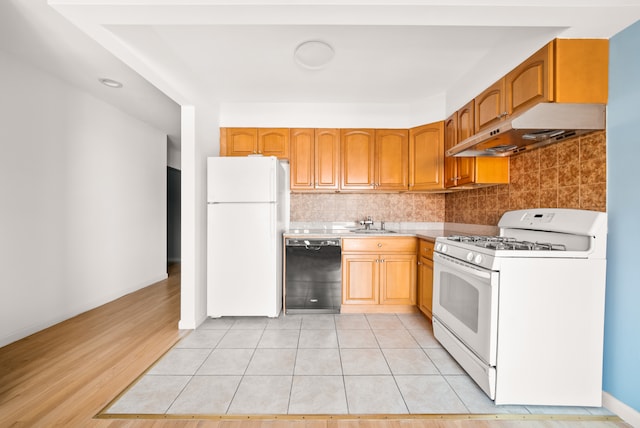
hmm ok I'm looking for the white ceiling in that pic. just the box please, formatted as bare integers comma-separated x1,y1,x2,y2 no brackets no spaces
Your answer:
4,1,640,143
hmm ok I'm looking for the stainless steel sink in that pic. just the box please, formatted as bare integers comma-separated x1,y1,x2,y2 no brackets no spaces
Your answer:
349,229,396,234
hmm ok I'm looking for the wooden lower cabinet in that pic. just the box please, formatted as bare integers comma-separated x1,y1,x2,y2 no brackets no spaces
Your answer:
341,237,417,313
417,239,435,319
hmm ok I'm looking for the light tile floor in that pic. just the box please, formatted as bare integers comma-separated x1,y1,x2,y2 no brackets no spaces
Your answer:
106,313,615,416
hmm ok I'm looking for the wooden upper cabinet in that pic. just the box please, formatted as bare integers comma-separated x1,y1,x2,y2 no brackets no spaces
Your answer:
505,39,608,118
258,128,289,158
410,122,444,191
290,128,340,191
443,114,458,189
552,39,608,104
375,129,409,191
444,105,477,189
455,101,476,187
445,101,509,189
340,129,375,190
221,128,289,158
475,78,506,132
221,128,258,157
289,128,315,190
315,129,341,190
506,44,552,116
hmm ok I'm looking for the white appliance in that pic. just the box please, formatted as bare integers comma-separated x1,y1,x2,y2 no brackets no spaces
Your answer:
432,208,607,406
207,156,289,317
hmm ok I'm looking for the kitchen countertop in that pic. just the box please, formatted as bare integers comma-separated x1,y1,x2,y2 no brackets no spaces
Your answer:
284,228,484,242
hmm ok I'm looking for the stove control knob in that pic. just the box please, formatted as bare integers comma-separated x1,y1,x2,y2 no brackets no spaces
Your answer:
466,252,474,262
441,244,448,253
435,243,442,252
474,254,483,264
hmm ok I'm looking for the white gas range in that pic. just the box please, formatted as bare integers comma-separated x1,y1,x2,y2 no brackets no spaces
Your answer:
432,208,607,406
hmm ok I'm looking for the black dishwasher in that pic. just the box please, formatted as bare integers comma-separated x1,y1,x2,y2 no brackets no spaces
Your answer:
285,238,342,314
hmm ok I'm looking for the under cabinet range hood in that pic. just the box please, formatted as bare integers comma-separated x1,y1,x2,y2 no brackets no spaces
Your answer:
447,103,606,157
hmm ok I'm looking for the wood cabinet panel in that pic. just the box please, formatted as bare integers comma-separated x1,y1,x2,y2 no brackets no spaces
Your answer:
443,114,458,188
475,79,506,132
258,128,289,158
456,101,476,186
417,239,434,319
506,44,552,116
380,254,417,305
315,129,340,190
340,129,375,190
342,254,379,305
221,128,258,157
342,237,417,253
417,255,434,318
418,239,434,260
375,129,409,190
289,128,315,189
409,122,444,191
553,39,608,104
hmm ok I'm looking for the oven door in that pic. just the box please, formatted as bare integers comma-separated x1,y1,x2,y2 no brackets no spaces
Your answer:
432,252,499,366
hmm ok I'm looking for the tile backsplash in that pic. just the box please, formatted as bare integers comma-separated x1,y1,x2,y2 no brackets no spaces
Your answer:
290,131,606,226
290,193,445,223
445,131,607,225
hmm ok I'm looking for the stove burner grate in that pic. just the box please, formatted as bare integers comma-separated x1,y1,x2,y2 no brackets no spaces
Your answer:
448,235,566,251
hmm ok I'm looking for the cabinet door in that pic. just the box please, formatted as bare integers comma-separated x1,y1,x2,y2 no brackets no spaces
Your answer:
409,122,444,191
379,253,417,305
341,129,375,190
417,256,434,318
289,128,315,190
456,101,476,186
315,128,340,190
475,78,506,132
443,113,458,188
258,128,289,158
506,44,551,116
553,39,608,104
375,129,408,191
223,128,258,156
342,254,379,305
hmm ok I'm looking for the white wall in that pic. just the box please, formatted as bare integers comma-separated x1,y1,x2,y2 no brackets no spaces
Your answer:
219,95,445,129
179,104,219,330
0,50,168,347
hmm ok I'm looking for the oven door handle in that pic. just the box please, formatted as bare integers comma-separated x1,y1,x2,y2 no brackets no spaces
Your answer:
434,252,492,280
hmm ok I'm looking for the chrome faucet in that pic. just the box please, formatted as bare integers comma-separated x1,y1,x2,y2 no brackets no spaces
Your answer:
360,216,374,230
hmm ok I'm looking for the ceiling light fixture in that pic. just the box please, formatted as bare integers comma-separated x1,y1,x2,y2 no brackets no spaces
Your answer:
98,77,123,88
294,40,334,70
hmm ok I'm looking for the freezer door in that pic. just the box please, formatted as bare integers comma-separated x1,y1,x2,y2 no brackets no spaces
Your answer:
207,157,278,203
207,203,281,317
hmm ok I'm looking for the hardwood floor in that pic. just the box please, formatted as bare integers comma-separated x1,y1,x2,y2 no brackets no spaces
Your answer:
0,264,630,428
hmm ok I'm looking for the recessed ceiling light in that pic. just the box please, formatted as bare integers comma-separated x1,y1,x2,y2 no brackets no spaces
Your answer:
294,40,334,70
98,78,123,88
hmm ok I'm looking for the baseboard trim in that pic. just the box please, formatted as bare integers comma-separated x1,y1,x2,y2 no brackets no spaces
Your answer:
603,391,640,427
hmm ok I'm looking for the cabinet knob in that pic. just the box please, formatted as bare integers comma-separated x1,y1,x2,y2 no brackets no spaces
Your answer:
377,243,382,248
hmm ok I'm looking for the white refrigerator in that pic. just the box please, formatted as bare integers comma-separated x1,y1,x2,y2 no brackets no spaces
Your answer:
207,156,289,317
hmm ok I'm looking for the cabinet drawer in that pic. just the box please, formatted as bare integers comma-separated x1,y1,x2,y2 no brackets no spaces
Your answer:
342,237,417,253
419,239,434,260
